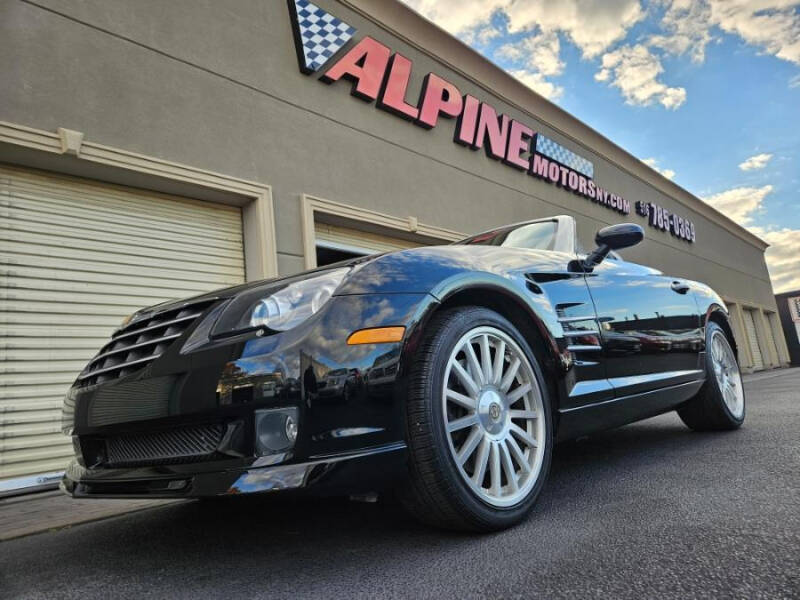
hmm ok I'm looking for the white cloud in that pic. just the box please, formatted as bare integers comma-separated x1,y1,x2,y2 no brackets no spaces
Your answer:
509,69,564,100
651,1,800,66
702,184,798,292
739,153,774,171
595,44,687,109
649,0,714,63
459,22,505,47
477,25,503,46
749,226,800,292
497,31,564,76
641,157,676,179
503,0,645,59
401,0,645,58
702,184,773,224
791,73,800,87
400,0,500,37
710,0,800,66
495,30,565,101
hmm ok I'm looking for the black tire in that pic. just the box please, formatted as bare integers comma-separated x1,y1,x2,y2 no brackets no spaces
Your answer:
400,306,553,532
678,321,745,431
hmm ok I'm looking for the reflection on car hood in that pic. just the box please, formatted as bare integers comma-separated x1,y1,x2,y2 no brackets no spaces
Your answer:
132,244,581,319
133,254,377,319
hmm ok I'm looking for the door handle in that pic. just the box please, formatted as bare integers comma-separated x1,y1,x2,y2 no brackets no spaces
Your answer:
671,280,690,294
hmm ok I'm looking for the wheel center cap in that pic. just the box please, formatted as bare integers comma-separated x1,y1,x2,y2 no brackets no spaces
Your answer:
478,389,507,438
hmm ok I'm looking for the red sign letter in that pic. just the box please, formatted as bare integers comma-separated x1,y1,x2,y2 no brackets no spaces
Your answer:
455,94,480,146
473,103,510,160
504,120,533,171
377,53,419,120
416,74,463,129
320,37,391,102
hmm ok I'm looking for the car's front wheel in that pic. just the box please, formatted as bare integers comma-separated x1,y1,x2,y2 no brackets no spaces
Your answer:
400,306,553,531
678,321,745,431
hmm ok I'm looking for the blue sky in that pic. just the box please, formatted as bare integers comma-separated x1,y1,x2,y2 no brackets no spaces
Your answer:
401,0,800,292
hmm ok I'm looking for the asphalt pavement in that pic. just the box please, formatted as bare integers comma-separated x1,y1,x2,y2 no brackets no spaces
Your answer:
1,368,798,599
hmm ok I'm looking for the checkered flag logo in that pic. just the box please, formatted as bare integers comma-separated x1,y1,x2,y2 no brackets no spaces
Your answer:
289,0,356,74
534,134,595,179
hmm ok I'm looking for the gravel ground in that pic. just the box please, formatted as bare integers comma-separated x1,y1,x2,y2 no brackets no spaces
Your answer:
1,368,798,599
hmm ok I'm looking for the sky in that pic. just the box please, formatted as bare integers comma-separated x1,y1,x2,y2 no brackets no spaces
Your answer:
400,0,800,293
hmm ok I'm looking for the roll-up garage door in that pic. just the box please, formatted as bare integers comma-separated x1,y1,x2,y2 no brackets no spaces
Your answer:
0,166,246,488
742,308,764,371
763,312,780,366
315,222,423,255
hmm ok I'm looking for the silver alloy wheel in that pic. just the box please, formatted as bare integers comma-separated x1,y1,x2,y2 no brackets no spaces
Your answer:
442,326,545,508
710,329,744,418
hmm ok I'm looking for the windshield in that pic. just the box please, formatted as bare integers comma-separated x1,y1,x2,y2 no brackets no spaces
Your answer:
456,221,557,251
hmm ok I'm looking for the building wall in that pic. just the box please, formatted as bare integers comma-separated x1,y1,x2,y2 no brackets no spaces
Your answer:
0,0,792,490
0,0,784,336
775,292,800,366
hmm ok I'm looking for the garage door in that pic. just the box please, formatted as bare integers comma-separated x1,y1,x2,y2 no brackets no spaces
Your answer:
763,312,781,366
315,222,424,255
314,221,431,267
0,166,246,489
742,308,764,371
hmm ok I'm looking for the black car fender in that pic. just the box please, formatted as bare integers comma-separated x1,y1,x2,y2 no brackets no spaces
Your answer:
689,281,738,359
392,270,568,407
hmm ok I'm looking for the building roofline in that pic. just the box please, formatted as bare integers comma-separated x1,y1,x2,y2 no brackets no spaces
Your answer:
341,0,769,252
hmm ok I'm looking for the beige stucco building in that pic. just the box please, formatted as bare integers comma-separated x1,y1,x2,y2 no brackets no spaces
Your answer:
0,0,789,491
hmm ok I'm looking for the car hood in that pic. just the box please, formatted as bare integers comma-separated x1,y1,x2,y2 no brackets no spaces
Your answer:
129,245,576,320
335,245,579,295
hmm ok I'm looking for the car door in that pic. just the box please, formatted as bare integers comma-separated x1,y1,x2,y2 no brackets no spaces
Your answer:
584,256,704,397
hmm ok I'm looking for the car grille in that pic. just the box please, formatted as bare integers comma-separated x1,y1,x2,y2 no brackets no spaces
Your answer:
102,423,227,468
77,300,214,387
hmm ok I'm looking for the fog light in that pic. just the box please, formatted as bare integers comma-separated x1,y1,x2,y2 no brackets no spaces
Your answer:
255,407,299,456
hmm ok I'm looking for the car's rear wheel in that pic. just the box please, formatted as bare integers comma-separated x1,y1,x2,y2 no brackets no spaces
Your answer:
400,306,553,531
678,321,745,431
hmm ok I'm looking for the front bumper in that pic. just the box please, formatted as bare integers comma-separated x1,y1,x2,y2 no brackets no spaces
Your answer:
61,442,407,498
62,292,433,498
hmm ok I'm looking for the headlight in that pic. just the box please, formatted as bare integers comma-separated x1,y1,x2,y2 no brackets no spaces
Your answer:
214,268,350,336
249,268,348,331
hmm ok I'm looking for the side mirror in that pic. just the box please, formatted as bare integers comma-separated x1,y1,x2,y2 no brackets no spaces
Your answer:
582,223,644,270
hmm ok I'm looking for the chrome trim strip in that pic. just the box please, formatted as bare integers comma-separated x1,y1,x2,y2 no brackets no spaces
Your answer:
607,369,704,390
90,333,182,363
574,360,598,367
559,379,705,414
78,353,163,381
562,330,598,337
558,315,596,323
228,442,408,495
567,345,603,352
568,378,614,399
110,313,203,343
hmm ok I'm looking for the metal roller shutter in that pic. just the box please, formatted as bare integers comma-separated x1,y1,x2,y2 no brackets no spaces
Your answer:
763,312,781,366
0,166,245,489
742,308,764,371
315,222,422,255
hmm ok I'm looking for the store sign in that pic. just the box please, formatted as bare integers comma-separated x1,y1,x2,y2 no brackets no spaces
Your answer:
287,0,696,242
788,297,800,322
635,201,696,243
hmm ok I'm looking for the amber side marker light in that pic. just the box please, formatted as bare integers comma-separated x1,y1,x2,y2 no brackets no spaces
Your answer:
347,326,406,345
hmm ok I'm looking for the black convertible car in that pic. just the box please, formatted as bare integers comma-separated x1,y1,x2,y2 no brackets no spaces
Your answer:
61,216,745,531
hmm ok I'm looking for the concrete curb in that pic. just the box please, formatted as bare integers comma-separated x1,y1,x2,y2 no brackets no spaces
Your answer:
0,490,185,542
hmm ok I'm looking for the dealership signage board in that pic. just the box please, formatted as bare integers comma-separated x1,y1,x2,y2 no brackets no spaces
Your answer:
288,0,696,243
788,297,800,322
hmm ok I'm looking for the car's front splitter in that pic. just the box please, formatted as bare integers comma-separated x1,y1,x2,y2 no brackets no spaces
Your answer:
61,441,407,499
